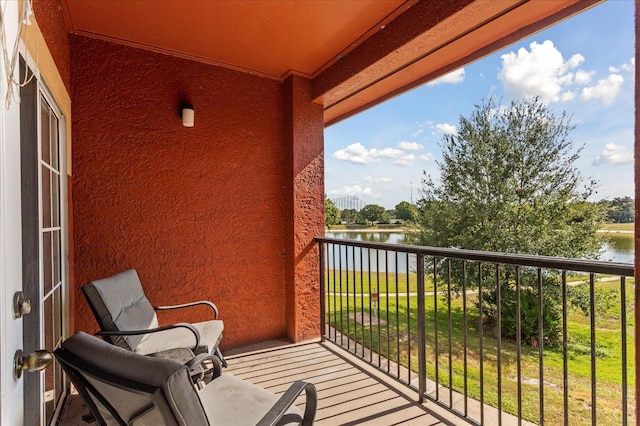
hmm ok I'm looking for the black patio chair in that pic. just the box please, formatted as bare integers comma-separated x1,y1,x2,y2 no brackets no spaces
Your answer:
54,332,317,426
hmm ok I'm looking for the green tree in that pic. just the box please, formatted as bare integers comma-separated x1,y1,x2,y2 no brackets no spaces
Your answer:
341,209,358,224
602,196,635,223
358,204,389,225
416,97,606,343
394,201,418,222
325,196,341,229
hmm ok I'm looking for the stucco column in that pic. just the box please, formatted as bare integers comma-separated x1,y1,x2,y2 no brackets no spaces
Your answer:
282,75,324,342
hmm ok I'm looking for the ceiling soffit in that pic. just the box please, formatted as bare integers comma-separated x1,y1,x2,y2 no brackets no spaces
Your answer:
59,0,601,125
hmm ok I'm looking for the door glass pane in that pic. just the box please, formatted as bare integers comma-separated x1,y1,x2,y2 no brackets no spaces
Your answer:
53,287,63,418
42,231,52,294
43,295,54,422
50,115,59,169
40,100,50,165
41,166,51,229
53,230,61,286
53,288,62,347
52,172,59,227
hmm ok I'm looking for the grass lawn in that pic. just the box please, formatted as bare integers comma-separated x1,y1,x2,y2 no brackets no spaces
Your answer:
599,223,634,232
325,272,635,425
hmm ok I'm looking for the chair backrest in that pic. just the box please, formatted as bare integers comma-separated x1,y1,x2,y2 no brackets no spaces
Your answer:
82,269,159,351
54,332,210,426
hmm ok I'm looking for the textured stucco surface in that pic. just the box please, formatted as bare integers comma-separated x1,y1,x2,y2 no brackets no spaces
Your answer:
283,76,324,342
33,0,71,92
70,36,306,348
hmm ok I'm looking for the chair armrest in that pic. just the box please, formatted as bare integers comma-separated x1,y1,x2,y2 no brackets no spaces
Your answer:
95,322,201,348
185,353,223,381
154,300,219,319
256,381,317,426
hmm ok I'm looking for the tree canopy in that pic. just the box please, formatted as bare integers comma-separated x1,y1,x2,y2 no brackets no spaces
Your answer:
358,204,389,225
415,97,607,344
394,201,418,222
325,196,341,228
416,97,605,259
340,209,358,224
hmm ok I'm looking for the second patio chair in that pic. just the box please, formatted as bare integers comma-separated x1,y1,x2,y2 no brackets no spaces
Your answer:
54,332,317,426
82,268,227,367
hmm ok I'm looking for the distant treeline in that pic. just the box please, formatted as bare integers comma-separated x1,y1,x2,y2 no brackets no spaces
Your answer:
600,196,634,223
327,197,635,226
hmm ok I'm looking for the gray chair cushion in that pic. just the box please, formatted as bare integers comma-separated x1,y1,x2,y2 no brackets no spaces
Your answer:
199,374,303,426
89,269,158,350
135,320,223,355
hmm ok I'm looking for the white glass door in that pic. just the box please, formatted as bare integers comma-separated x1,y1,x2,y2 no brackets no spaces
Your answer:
39,93,64,424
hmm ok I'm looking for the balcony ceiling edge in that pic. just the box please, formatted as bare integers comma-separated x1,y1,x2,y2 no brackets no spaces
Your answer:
318,0,603,127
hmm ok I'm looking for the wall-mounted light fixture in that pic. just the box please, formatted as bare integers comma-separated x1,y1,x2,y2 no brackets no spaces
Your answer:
180,104,194,127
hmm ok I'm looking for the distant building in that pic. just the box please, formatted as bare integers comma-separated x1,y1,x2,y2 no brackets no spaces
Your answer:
332,195,365,212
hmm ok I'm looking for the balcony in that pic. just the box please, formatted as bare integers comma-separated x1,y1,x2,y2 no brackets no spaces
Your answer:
58,238,633,425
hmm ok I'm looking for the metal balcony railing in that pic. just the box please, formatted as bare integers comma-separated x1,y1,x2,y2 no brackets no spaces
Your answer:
315,237,634,426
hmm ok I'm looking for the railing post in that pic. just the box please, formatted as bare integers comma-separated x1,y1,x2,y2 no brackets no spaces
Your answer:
319,241,325,341
416,253,427,402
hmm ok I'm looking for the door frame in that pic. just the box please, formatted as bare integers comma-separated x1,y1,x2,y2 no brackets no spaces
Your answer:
0,1,27,423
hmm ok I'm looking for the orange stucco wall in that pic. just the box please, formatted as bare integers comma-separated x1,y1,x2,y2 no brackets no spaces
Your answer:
33,0,71,93
70,35,318,348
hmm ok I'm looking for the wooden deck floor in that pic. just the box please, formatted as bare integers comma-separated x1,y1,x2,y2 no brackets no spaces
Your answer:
57,339,470,425
224,340,463,425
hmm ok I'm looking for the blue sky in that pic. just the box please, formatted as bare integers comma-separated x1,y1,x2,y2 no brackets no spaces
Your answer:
324,1,635,210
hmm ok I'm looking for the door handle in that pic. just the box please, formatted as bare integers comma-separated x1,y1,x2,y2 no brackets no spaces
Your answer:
13,349,53,379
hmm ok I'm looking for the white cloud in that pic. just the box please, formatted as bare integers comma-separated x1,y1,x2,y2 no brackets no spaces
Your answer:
574,70,594,85
398,141,423,151
592,143,633,166
411,129,424,138
328,184,375,197
499,40,631,106
427,68,465,86
419,153,434,161
333,143,376,164
582,58,635,105
394,154,416,167
609,57,635,73
435,123,457,135
375,147,404,159
333,143,408,164
499,40,585,103
363,176,392,183
567,53,585,68
581,74,624,105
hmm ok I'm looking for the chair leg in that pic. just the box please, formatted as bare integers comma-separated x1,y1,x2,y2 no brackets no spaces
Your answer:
216,347,228,368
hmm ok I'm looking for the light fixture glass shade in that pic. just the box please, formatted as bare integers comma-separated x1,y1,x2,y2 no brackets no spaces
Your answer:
181,107,194,127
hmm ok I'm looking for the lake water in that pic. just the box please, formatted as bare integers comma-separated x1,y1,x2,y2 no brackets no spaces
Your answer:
325,231,634,265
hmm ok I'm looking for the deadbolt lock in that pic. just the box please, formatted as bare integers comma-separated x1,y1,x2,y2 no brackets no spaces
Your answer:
13,291,31,319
